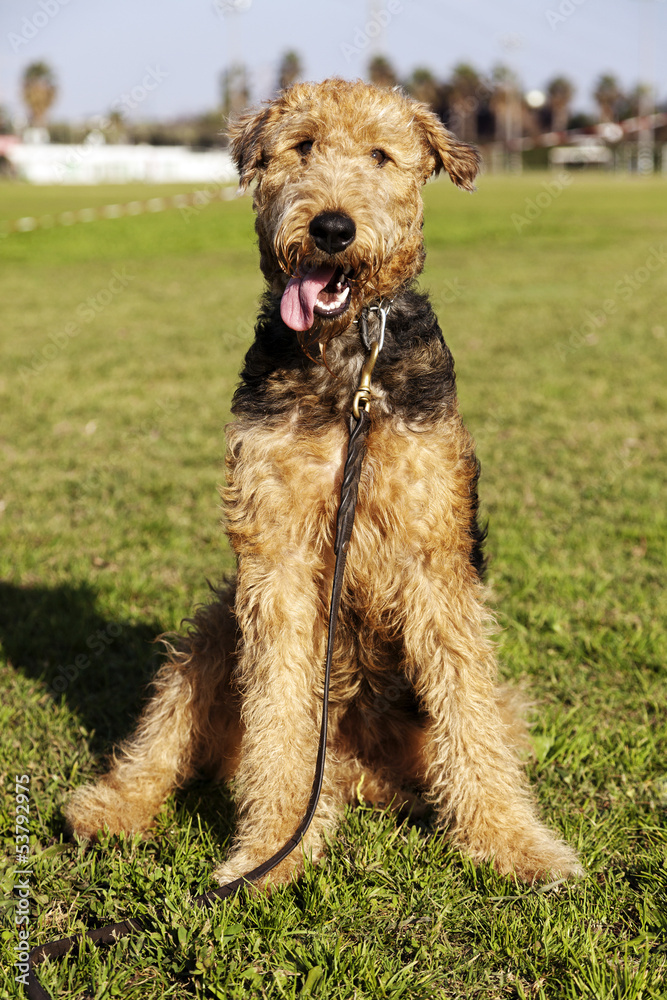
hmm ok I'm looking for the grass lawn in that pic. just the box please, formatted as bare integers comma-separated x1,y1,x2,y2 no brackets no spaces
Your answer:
1,173,666,998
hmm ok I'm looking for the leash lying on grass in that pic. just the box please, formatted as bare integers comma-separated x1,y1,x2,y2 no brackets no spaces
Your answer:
26,308,387,1000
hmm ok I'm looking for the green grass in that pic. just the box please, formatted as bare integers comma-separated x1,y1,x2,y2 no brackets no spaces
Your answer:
1,174,666,999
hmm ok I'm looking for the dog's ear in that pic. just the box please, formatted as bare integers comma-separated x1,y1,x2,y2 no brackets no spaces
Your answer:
227,105,277,192
412,103,480,192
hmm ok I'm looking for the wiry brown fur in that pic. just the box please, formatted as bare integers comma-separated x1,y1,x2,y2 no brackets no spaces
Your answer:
228,78,479,354
66,79,582,889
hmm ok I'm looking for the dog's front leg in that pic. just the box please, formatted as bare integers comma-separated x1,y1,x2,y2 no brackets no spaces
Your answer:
212,550,339,890
401,576,583,881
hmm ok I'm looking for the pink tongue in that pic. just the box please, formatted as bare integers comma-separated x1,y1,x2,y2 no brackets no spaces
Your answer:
280,266,337,331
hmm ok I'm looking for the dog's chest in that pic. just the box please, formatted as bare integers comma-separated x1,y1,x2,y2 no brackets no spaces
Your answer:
225,415,473,570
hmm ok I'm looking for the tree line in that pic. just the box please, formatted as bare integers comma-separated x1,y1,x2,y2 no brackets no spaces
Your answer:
6,54,658,149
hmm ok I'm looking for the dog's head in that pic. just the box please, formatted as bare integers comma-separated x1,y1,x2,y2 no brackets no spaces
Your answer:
228,78,479,354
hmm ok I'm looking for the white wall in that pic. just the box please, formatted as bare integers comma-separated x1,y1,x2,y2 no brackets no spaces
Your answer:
7,142,237,185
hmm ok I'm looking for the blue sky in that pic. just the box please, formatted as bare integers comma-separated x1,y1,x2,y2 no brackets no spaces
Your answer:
1,0,665,124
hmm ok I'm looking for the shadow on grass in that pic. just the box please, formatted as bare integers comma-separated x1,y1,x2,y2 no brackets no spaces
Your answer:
172,778,237,848
0,579,163,750
1,579,242,854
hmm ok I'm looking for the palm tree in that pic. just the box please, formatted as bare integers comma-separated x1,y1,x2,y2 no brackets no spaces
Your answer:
449,63,481,142
405,68,439,108
593,74,623,123
368,56,397,90
221,63,250,120
547,76,575,132
490,64,522,144
0,104,11,134
278,51,302,92
617,83,653,121
106,110,127,144
22,61,57,127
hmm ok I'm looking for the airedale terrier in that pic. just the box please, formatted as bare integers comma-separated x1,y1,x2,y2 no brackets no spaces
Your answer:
66,79,582,886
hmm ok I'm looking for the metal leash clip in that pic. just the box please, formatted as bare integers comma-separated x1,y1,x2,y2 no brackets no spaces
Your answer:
352,340,380,418
353,301,390,418
359,299,391,351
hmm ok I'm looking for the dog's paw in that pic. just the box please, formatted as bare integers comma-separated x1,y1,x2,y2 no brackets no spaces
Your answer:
212,848,304,893
488,830,584,883
64,781,156,840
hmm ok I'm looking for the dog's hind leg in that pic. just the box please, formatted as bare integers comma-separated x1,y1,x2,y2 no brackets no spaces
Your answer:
65,585,242,840
400,573,583,881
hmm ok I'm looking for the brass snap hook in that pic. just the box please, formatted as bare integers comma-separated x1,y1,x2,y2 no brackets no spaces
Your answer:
352,340,380,418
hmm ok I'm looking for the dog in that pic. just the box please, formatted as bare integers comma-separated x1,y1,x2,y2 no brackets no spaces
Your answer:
66,78,582,889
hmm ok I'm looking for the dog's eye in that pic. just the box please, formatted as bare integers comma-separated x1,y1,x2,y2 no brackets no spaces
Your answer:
370,148,387,166
298,140,314,156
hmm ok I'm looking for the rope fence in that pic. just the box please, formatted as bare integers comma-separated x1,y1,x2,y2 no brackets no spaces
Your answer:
0,183,239,237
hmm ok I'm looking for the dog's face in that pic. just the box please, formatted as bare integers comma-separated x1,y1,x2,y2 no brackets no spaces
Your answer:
228,78,479,351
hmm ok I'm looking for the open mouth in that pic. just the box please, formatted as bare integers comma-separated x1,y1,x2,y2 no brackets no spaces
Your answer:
313,266,351,318
280,262,353,332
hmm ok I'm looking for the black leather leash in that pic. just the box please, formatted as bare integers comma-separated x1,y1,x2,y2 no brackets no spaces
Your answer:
26,307,388,1000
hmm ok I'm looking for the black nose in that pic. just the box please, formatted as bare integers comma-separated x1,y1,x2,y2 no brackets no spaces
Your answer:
309,212,356,255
